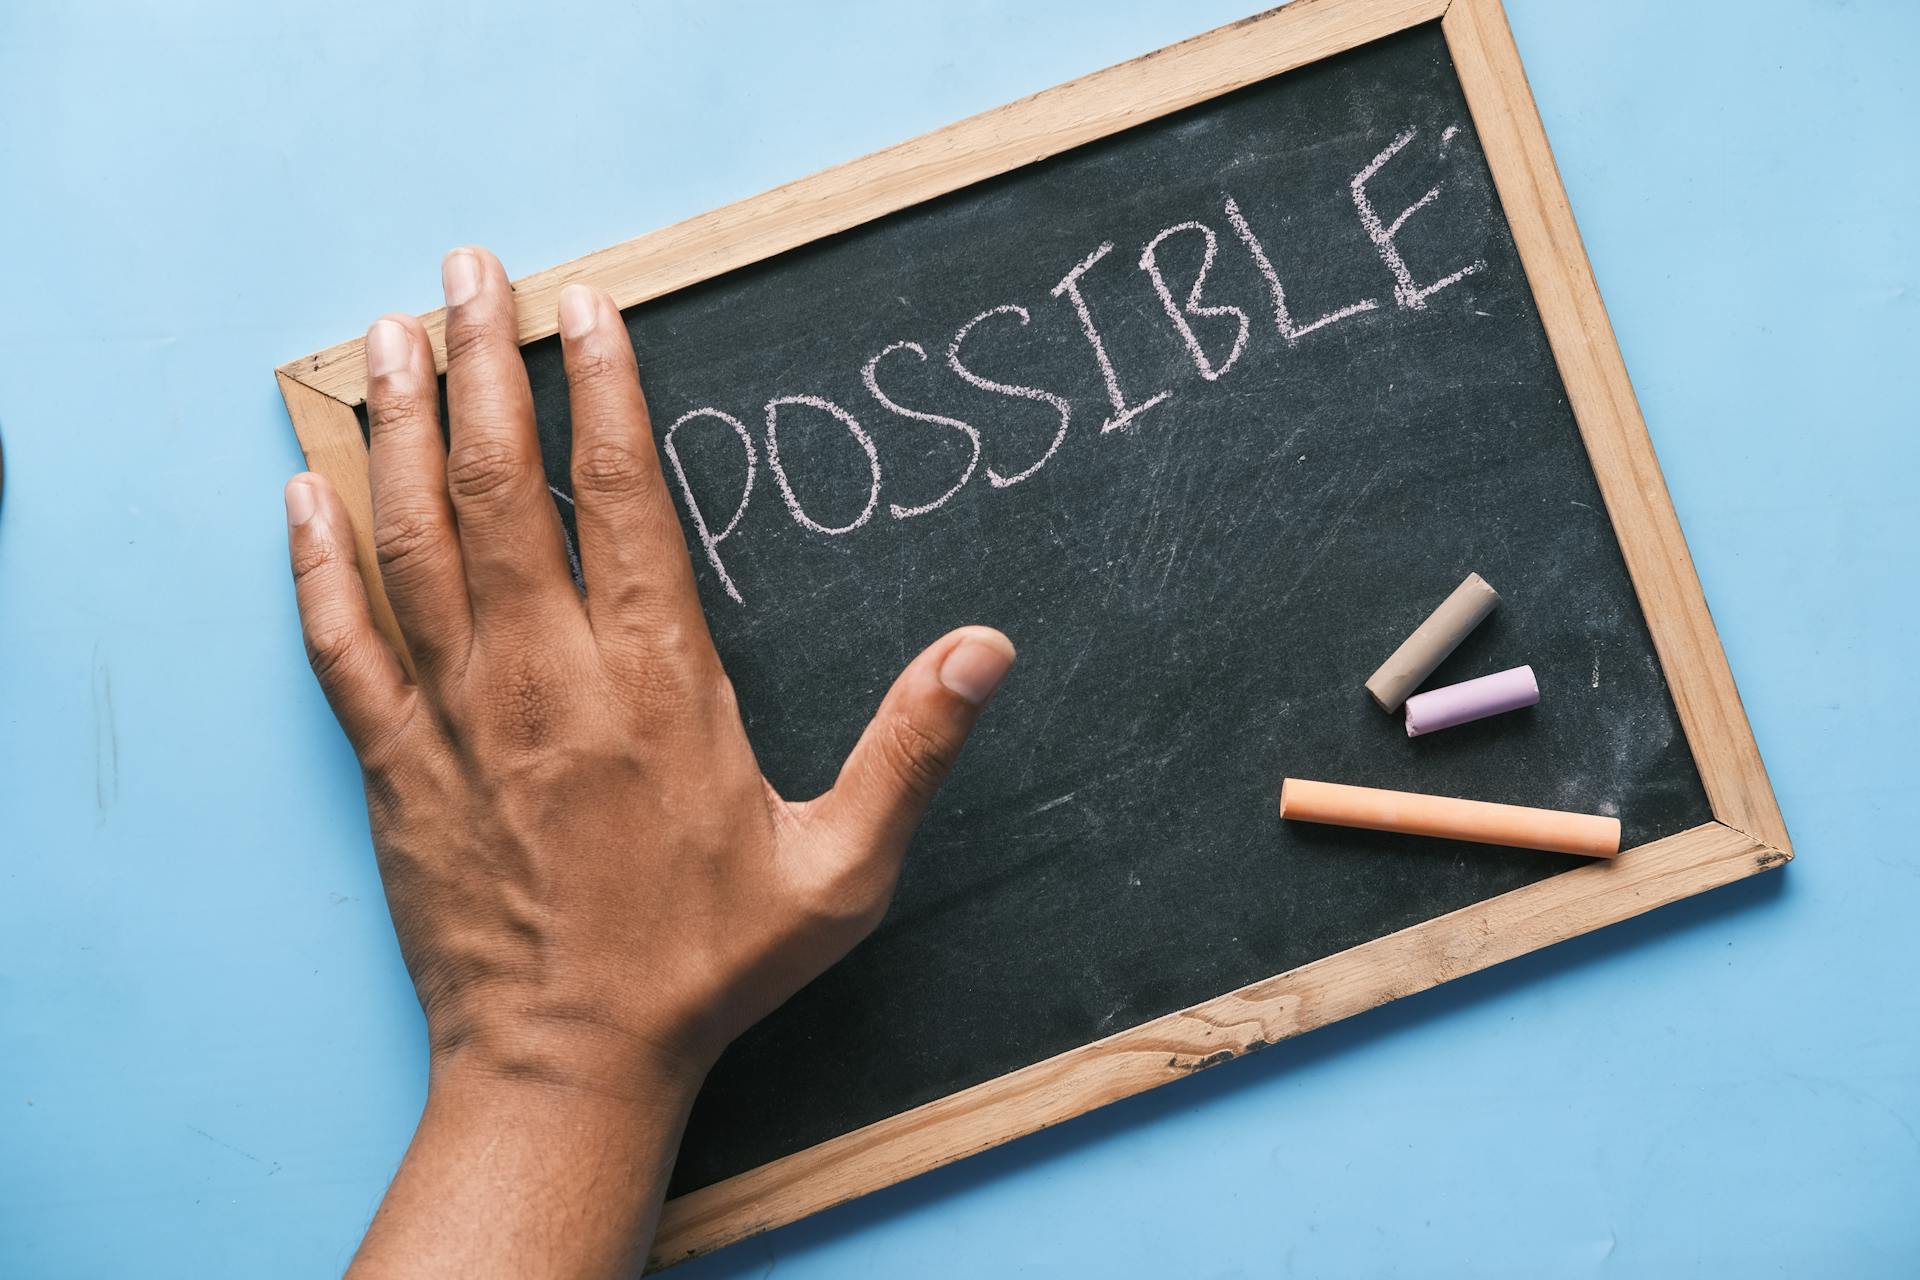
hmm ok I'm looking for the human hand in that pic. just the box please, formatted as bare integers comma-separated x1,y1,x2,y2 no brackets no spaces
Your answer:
285,246,1011,1134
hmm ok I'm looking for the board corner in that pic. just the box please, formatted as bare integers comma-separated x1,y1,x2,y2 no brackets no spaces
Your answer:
1712,815,1794,870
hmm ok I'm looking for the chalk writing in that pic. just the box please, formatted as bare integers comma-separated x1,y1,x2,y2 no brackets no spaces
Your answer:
663,406,757,604
1139,221,1249,381
863,340,979,519
764,394,881,536
1051,242,1174,432
1223,195,1377,343
1350,127,1486,310
946,305,1074,489
655,125,1484,603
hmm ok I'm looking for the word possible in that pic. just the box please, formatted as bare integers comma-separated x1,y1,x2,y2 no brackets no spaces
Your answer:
661,126,1484,604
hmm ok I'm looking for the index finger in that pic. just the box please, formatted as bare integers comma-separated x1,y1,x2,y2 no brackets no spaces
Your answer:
555,284,708,645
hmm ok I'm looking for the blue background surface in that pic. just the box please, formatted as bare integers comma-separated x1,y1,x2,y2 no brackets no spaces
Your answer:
2,1,1915,1274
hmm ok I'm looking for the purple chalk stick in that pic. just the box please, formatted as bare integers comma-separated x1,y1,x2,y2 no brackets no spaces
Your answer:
1404,665,1539,737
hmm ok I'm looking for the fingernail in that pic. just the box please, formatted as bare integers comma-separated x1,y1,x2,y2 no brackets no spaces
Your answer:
366,318,407,378
442,249,481,306
558,283,597,340
285,476,318,527
939,635,1015,707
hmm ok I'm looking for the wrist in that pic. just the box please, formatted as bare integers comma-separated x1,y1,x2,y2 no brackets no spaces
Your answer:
425,1012,714,1116
417,1039,707,1196
362,1019,705,1279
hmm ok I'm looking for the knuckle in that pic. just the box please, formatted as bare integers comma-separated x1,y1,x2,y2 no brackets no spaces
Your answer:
441,315,498,367
601,613,703,673
304,619,364,686
446,440,529,502
289,531,339,586
571,438,650,497
366,391,430,440
373,508,446,577
567,349,630,394
615,653,699,722
650,619,714,682
879,714,956,800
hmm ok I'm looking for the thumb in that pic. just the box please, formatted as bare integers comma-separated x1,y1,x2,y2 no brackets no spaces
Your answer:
808,625,1016,868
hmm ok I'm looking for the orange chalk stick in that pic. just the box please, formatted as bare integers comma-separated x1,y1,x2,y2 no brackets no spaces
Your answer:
1279,778,1621,858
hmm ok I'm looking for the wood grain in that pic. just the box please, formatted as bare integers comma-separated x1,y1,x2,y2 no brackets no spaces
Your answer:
276,0,1448,408
651,820,1779,1269
1440,0,1789,855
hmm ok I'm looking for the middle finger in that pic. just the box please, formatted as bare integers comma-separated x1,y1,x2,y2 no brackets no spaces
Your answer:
440,246,579,629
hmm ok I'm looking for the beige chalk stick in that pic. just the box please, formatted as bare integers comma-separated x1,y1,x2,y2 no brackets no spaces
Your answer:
1365,572,1500,712
1279,778,1621,858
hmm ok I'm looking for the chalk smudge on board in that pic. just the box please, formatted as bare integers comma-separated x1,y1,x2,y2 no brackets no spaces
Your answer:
1267,462,1390,615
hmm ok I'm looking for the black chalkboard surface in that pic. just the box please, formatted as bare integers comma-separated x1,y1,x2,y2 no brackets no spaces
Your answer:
494,22,1713,1195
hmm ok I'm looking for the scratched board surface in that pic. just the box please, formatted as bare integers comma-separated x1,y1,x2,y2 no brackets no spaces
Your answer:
509,23,1712,1192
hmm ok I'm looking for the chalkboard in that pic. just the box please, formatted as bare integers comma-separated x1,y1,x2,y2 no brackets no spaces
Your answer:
504,19,1710,1193
285,0,1787,1264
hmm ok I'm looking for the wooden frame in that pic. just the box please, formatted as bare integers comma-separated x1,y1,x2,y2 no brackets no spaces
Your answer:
277,0,1791,1267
